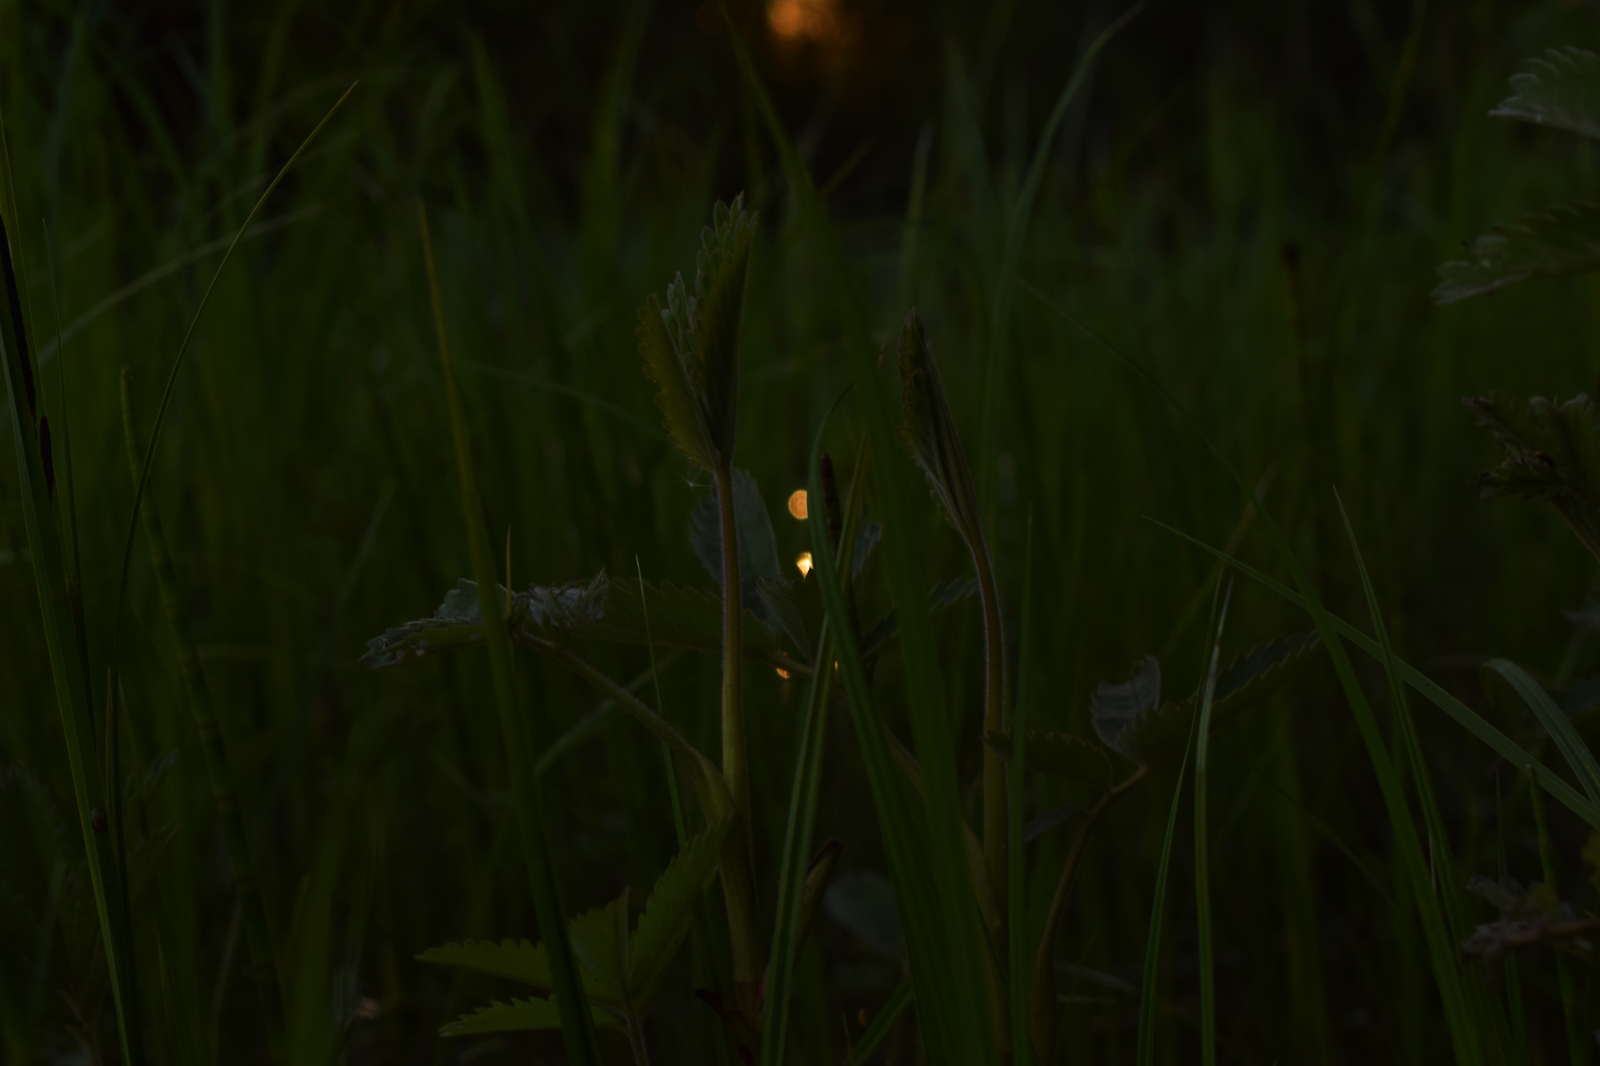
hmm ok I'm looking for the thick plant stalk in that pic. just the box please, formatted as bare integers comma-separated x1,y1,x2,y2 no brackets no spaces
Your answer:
715,461,763,1015
120,369,285,1050
975,545,1006,915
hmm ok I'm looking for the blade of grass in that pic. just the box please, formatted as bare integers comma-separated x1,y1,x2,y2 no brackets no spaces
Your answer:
417,200,602,1064
1008,508,1035,1065
1136,735,1195,1066
1018,280,1600,832
1334,491,1496,1059
1194,578,1234,1066
1530,766,1586,1066
733,20,997,1062
0,124,146,1065
1485,659,1600,807
763,445,867,1065
120,368,286,1049
1016,277,1483,1063
1497,776,1531,1066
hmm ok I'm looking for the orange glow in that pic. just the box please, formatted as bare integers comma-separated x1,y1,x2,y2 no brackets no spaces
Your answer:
795,551,814,577
787,489,809,520
776,667,791,680
767,0,850,46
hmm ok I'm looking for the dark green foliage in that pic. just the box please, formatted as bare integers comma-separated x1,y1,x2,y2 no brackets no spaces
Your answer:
1490,47,1600,141
1090,634,1321,766
690,467,783,618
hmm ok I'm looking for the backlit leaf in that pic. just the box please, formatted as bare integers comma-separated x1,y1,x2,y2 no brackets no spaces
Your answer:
417,935,624,1006
628,814,733,1003
1434,200,1600,303
984,730,1115,790
690,467,783,617
1489,47,1600,141
440,995,624,1036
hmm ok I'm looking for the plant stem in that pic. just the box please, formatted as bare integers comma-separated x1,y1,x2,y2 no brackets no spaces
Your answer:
714,462,763,1014
121,368,286,1054
974,545,1007,932
1030,764,1151,1059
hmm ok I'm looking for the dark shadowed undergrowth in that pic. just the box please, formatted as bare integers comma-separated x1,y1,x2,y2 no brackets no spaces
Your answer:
7,1,1600,1062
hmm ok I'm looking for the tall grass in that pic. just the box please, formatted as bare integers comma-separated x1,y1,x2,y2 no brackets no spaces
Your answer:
5,1,1600,1061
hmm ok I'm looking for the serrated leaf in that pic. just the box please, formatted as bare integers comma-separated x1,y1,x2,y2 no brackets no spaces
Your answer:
983,730,1115,790
416,936,625,1006
638,196,757,468
440,995,624,1036
628,814,733,1003
859,577,981,661
638,292,715,470
1434,200,1600,303
899,309,983,543
1089,654,1161,754
1465,391,1600,507
690,467,783,618
363,572,779,669
757,576,812,663
1489,47,1600,141
1093,634,1321,766
566,894,628,1005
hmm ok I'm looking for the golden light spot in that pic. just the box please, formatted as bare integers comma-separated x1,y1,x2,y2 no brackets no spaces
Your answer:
767,0,856,49
787,489,809,520
795,551,814,577
776,667,791,680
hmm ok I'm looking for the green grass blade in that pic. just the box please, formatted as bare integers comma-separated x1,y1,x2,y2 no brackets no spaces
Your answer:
417,201,602,1065
0,164,146,1066
1136,737,1194,1066
1008,509,1035,1065
1333,492,1486,1062
1530,767,1587,1066
1497,778,1531,1066
120,369,286,1050
1156,521,1600,832
1194,579,1233,1066
109,82,357,663
763,447,866,1064
734,19,997,1062
1485,659,1600,807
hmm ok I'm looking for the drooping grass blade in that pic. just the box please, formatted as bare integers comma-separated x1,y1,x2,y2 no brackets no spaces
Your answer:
417,201,602,1064
1485,659,1600,807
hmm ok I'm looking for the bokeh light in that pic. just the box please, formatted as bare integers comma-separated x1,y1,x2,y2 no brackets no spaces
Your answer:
787,489,808,520
795,551,814,577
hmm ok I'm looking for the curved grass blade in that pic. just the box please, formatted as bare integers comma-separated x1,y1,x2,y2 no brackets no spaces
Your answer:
1485,659,1600,807
1529,767,1586,1066
418,201,602,1065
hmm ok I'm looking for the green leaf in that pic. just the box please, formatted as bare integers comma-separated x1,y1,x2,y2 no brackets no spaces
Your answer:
362,573,780,669
1464,391,1600,560
756,576,811,663
637,196,757,468
440,996,624,1036
1490,47,1600,141
417,936,624,1007
984,730,1115,791
1092,634,1321,766
628,814,734,1004
899,309,983,545
1434,200,1600,303
691,467,783,617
